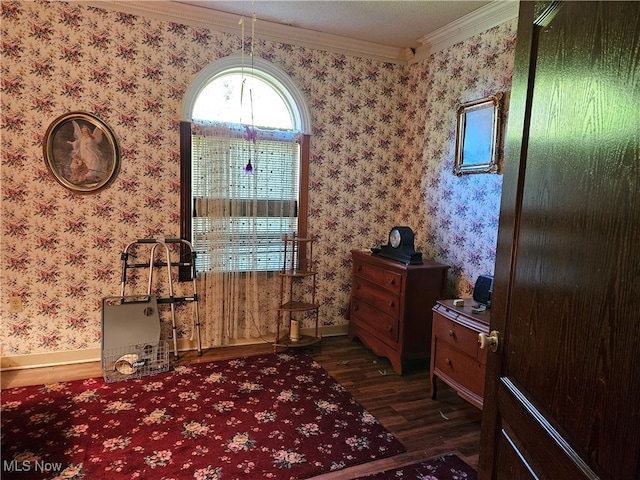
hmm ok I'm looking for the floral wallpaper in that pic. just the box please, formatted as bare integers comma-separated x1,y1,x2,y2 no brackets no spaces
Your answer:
418,25,516,295
0,0,516,358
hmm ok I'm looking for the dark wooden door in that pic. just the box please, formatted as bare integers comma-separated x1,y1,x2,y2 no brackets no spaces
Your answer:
478,2,640,479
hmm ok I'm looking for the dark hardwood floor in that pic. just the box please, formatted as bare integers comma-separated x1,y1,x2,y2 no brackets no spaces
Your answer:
308,336,481,479
0,335,482,478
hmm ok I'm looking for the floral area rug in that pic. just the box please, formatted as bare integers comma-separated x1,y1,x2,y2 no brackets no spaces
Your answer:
1,352,405,479
357,454,477,480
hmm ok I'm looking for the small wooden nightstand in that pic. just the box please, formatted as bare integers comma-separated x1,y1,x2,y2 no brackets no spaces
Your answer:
430,299,490,409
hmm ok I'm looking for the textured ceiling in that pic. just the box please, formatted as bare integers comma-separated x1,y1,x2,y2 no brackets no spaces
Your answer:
174,1,494,49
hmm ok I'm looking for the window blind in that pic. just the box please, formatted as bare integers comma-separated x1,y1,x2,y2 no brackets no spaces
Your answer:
191,121,301,273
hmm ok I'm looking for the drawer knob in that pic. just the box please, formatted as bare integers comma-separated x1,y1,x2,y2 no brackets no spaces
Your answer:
388,300,394,307
449,329,455,337
387,278,395,285
446,358,452,365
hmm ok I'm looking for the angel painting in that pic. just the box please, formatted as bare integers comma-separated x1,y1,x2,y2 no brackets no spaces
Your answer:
67,121,105,183
44,112,119,193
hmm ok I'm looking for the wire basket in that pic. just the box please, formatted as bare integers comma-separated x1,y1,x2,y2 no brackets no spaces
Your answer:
102,341,169,383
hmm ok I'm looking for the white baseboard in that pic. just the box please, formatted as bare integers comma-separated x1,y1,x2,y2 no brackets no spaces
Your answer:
0,325,349,371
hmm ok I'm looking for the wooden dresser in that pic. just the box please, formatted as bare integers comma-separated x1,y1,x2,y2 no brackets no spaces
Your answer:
348,250,449,375
430,299,490,409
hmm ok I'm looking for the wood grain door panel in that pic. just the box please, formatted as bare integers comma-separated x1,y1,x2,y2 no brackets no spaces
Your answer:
479,2,640,478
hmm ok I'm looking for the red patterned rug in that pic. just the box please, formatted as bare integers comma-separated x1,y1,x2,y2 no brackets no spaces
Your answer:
1,352,405,479
357,454,477,479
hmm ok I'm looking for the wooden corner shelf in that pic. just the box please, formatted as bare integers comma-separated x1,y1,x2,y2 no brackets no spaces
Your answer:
278,300,319,312
273,334,322,350
274,234,321,352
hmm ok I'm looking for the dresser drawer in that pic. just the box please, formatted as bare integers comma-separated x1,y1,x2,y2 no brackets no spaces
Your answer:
434,340,486,398
351,297,398,345
352,276,400,318
432,311,480,359
353,261,402,294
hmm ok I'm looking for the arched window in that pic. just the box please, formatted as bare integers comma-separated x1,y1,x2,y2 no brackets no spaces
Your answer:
181,55,311,130
180,56,311,275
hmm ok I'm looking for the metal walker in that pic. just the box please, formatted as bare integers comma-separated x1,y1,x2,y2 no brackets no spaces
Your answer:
120,237,202,360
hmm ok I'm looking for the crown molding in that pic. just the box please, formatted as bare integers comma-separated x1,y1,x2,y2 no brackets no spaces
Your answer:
411,1,519,64
87,1,408,64
83,1,518,66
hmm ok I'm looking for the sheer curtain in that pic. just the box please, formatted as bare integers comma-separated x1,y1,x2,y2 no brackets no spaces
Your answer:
191,120,301,347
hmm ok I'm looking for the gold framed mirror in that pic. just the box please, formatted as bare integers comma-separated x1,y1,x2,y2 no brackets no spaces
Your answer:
453,92,504,176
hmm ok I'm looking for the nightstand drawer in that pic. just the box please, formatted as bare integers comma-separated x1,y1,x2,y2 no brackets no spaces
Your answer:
434,340,486,398
353,261,402,294
432,311,479,359
351,297,398,345
431,299,489,409
352,277,400,318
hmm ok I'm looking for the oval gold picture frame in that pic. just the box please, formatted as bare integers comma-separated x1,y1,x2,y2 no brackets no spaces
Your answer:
43,112,120,193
